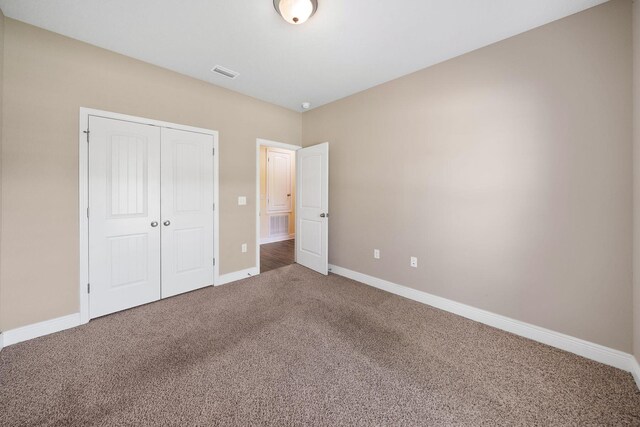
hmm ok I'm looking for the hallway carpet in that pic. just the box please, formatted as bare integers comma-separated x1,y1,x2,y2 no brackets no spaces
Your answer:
1,264,639,426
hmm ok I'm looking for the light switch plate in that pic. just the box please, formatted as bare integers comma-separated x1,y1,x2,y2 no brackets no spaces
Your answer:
238,196,247,206
241,243,247,253
374,249,380,259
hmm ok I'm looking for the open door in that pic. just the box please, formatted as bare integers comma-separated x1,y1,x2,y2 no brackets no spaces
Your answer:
295,142,329,274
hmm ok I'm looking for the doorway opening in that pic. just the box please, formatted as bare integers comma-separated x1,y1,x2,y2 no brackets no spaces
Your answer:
256,139,300,273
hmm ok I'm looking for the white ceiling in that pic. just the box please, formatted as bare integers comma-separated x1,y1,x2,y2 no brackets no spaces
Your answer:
0,0,608,111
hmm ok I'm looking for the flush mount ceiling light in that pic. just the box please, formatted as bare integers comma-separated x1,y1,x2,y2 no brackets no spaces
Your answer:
274,0,318,25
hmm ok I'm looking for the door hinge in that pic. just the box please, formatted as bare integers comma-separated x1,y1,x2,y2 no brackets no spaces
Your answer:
83,130,90,143
213,203,215,211
87,207,89,218
212,147,215,156
87,283,90,294
213,258,216,266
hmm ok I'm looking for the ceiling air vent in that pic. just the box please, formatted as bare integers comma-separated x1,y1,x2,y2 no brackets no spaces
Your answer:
211,65,239,79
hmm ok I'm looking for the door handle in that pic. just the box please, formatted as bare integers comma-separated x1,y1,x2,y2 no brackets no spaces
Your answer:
151,221,159,227
163,220,171,226
320,213,329,218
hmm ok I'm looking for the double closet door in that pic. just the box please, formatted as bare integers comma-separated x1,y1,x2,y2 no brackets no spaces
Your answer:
88,116,214,319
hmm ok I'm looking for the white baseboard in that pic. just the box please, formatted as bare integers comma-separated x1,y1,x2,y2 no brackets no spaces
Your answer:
0,267,260,349
329,264,638,376
216,267,259,286
2,313,81,347
260,234,295,245
631,356,640,390
1,265,637,393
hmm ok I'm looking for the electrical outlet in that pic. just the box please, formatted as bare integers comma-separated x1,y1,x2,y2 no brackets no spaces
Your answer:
374,249,380,259
410,257,418,268
241,243,247,253
238,196,247,206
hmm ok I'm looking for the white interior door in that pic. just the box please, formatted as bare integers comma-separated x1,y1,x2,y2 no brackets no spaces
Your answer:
161,128,214,298
267,148,292,213
296,142,329,275
89,116,161,318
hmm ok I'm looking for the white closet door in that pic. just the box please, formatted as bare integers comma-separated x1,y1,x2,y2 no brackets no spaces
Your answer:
89,116,161,318
296,142,329,275
161,128,214,298
267,149,292,213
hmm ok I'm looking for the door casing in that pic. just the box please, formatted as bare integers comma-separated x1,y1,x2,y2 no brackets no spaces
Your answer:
79,107,219,325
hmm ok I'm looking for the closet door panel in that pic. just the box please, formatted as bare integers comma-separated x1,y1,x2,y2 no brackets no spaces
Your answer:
161,128,214,298
88,117,161,318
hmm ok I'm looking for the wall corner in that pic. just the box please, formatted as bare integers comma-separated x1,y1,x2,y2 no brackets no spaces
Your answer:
632,0,640,362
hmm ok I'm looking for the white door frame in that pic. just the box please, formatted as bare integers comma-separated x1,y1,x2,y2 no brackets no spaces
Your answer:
79,107,220,325
255,138,301,274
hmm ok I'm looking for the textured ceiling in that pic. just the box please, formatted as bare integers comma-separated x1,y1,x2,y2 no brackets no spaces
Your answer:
0,0,608,111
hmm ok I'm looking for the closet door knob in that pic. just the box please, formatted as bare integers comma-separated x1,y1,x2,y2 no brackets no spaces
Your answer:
163,220,171,226
150,221,159,227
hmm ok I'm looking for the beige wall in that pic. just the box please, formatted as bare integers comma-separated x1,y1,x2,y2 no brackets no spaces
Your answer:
634,0,640,362
303,0,633,351
0,9,4,332
0,19,301,330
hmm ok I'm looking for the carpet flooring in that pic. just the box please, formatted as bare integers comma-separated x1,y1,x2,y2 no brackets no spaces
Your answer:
1,264,639,426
